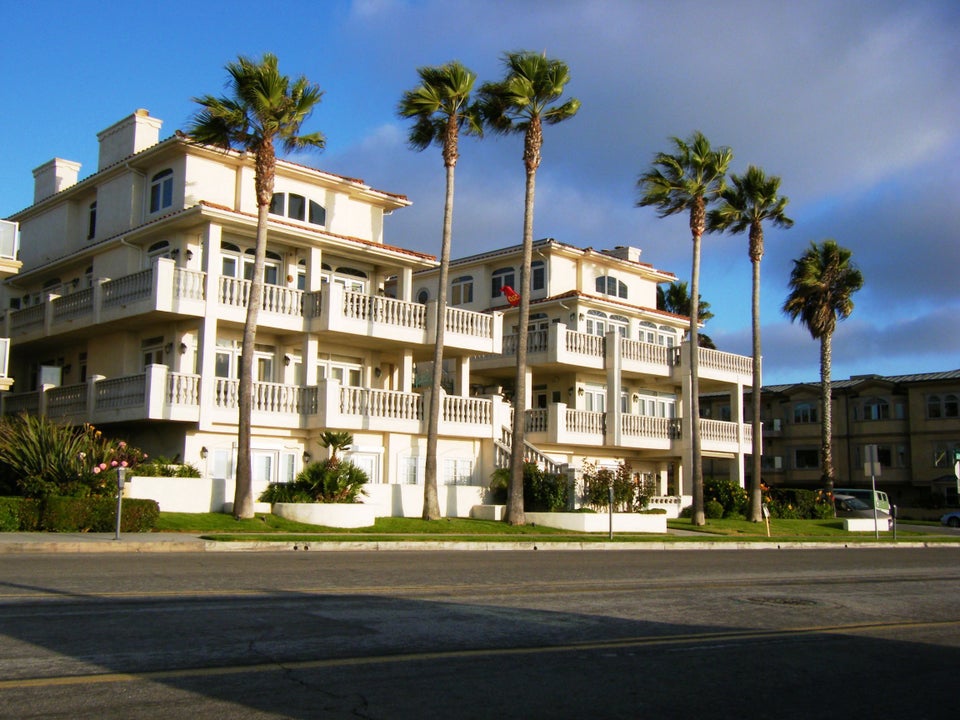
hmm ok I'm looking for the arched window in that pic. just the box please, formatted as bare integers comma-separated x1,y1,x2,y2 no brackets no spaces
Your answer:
863,397,890,421
609,314,629,338
639,321,657,343
595,275,627,299
491,267,515,298
794,402,818,424
147,240,171,263
658,325,678,347
269,192,326,226
149,169,174,213
586,309,607,336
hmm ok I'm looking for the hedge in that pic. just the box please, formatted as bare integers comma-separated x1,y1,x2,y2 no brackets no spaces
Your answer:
0,496,159,532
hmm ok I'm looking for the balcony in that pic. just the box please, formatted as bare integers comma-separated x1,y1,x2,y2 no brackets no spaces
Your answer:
523,404,750,455
4,260,501,356
1,367,508,441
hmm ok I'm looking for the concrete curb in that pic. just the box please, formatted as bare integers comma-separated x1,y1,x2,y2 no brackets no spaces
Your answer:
0,534,957,553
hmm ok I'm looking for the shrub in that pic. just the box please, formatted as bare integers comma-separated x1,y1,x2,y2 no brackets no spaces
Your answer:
705,499,725,519
488,464,568,512
0,415,147,498
761,486,833,520
135,458,201,478
704,477,749,517
260,458,368,504
0,497,158,532
581,460,652,512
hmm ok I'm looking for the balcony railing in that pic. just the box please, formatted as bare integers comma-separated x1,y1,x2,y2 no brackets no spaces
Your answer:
4,260,500,356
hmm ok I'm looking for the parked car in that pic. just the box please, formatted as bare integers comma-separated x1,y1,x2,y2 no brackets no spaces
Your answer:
834,494,893,530
940,510,960,528
833,487,890,513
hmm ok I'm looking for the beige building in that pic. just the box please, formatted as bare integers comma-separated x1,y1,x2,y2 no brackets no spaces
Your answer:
702,371,960,505
0,220,21,393
1,109,754,514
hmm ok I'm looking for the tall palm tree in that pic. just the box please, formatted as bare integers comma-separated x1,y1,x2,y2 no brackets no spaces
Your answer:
479,51,580,526
637,132,732,526
188,54,324,519
656,280,716,349
398,61,482,521
783,240,863,495
708,166,793,522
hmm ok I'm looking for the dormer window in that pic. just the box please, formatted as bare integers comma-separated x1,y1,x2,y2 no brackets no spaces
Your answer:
270,192,326,226
149,169,174,213
596,275,627,299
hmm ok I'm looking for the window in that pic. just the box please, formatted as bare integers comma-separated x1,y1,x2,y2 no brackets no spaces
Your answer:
215,339,241,379
318,354,362,387
639,321,657,343
795,448,819,469
87,201,96,240
583,384,606,412
658,325,677,347
531,260,545,291
269,192,326,226
610,314,629,338
929,394,959,419
244,249,282,286
147,240,171,262
149,169,173,213
491,267,515,298
595,275,627,299
443,459,474,486
401,456,424,485
793,402,818,424
141,336,165,369
451,276,473,306
862,397,890,421
585,310,607,336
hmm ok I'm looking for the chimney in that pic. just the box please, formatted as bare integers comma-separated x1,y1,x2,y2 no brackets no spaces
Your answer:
96,109,163,170
601,246,643,263
32,158,82,203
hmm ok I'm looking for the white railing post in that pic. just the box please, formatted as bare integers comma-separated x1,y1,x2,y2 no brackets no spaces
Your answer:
86,375,104,422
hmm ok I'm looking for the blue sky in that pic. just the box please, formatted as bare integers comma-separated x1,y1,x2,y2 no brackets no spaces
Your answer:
3,0,958,385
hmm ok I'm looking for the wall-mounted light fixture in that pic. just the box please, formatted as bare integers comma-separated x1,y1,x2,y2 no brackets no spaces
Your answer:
179,342,187,355
200,446,208,459
374,367,382,378
62,364,72,374
578,387,584,397
170,248,180,258
302,451,311,464
284,354,292,366
164,342,174,354
568,387,574,396
578,313,585,322
185,249,194,261
632,393,640,403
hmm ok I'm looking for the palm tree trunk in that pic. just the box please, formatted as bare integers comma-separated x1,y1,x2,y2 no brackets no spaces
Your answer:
506,166,537,526
422,160,456,520
235,202,268,519
749,257,763,522
820,333,834,494
688,202,705,526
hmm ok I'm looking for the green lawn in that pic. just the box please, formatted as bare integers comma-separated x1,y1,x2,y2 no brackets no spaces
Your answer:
152,512,953,543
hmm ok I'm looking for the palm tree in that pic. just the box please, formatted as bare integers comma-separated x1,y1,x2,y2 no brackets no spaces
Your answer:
708,166,793,522
398,61,482,521
637,132,732,526
783,240,863,495
188,54,324,519
479,51,580,525
656,280,716,349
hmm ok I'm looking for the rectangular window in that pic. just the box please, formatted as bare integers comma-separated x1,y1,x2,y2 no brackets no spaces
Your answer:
795,448,819,469
451,277,473,306
308,200,326,226
531,261,545,291
288,194,306,221
443,459,474,486
401,456,422,484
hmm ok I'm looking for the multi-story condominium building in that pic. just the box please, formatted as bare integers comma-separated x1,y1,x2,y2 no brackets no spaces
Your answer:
0,220,22,393
413,240,754,500
701,370,960,506
1,109,754,514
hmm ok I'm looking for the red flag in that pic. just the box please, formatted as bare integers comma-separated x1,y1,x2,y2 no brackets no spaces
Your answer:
501,285,521,307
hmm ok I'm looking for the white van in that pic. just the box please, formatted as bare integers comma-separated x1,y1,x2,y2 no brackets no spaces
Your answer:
834,488,890,513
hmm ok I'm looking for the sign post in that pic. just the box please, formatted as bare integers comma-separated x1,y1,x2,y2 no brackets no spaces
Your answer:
864,444,881,539
114,467,126,541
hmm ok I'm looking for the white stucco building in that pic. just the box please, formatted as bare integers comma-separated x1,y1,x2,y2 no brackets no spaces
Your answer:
1,110,753,515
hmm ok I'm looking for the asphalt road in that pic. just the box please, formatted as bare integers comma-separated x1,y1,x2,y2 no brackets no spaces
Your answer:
0,548,958,719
